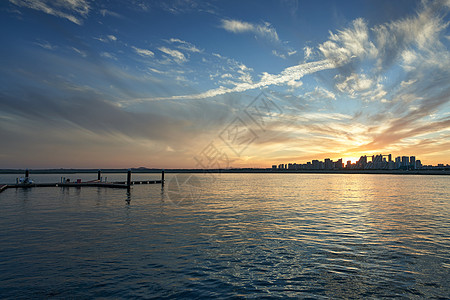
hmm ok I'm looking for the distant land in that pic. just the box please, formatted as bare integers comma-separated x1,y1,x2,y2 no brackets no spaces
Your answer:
0,168,449,175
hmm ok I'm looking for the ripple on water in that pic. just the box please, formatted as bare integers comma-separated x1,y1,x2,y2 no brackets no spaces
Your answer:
0,173,449,298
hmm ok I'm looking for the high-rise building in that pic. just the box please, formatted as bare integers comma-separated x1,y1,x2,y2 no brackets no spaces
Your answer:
410,156,416,169
324,158,333,170
416,160,422,169
402,156,409,169
356,156,367,169
312,160,320,170
346,160,352,168
395,156,401,169
335,158,343,169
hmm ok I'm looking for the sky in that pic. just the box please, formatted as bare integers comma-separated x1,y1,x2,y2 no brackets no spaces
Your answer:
1,0,449,169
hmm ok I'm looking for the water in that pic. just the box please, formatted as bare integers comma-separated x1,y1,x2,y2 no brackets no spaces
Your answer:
0,173,448,298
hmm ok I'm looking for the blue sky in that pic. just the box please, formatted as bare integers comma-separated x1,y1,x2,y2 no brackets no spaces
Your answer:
1,0,449,168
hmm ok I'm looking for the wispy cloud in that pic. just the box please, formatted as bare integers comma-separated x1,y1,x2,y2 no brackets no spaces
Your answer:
94,35,118,43
158,47,187,63
132,46,155,57
34,40,56,50
318,18,377,66
9,0,90,25
169,38,202,53
71,47,87,57
99,8,122,18
221,19,280,42
303,46,313,60
100,52,117,60
143,59,335,100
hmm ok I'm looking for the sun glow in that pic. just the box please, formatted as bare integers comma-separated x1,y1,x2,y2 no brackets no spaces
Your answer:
343,157,361,164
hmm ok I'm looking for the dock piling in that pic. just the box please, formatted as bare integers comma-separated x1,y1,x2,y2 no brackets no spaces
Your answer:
127,169,131,188
161,169,165,186
25,169,29,178
98,169,101,181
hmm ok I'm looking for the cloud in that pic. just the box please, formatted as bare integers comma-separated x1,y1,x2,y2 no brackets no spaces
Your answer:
335,73,374,96
72,47,87,57
99,8,122,18
158,0,217,15
143,59,335,100
169,38,202,53
373,0,450,70
221,19,280,42
0,87,223,146
303,46,313,60
272,50,286,59
94,35,118,43
318,18,377,66
34,40,56,50
132,46,155,57
100,52,116,60
9,0,90,25
158,47,187,63
304,86,336,101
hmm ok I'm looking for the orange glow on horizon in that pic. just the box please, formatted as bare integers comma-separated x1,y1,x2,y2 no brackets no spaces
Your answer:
343,157,361,164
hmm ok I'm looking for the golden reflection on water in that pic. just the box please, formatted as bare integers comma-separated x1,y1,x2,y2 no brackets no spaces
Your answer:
191,173,449,247
1,173,448,298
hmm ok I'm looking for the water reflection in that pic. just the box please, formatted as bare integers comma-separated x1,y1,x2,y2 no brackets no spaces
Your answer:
0,174,448,298
125,191,131,205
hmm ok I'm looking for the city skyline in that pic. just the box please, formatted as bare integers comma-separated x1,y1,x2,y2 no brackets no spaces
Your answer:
272,153,450,171
1,0,449,168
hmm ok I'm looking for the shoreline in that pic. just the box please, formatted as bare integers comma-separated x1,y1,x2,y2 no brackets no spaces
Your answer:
1,168,449,176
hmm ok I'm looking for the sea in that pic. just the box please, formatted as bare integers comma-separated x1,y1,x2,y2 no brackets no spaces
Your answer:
0,173,449,299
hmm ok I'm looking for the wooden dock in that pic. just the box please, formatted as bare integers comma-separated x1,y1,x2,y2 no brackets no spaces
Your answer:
0,170,164,193
0,180,163,193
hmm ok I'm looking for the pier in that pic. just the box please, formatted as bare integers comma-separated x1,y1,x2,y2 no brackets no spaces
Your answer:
0,170,164,193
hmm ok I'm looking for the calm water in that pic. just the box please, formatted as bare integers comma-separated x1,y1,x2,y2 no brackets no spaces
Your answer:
0,173,449,299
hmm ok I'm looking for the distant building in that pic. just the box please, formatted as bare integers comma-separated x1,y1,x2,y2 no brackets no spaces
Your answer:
395,156,401,169
356,156,367,169
271,153,432,171
388,161,395,170
416,160,422,169
401,156,409,169
335,158,343,169
324,158,333,170
410,156,416,169
312,160,320,170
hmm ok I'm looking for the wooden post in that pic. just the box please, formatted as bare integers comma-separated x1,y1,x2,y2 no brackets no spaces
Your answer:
161,169,165,185
25,169,29,178
127,169,131,188
98,169,101,181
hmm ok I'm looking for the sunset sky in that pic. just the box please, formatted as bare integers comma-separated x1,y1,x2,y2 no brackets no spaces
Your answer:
1,0,449,169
